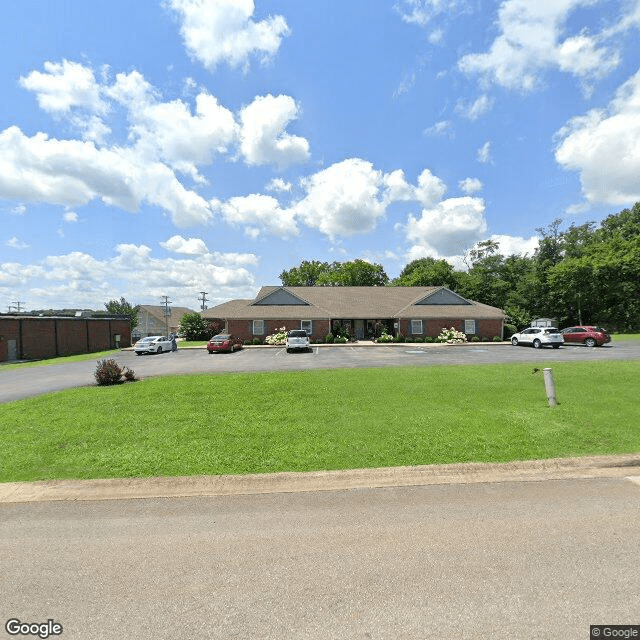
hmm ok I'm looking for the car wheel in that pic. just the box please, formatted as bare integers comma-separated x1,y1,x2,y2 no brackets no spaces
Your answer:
584,337,597,347
533,339,541,349
157,346,162,353
135,352,141,356
552,344,560,349
511,337,518,346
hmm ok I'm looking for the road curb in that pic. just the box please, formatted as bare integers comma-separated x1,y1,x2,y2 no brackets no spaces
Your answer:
1,453,639,503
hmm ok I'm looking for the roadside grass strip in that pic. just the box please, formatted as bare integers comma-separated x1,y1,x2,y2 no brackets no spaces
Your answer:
0,361,638,482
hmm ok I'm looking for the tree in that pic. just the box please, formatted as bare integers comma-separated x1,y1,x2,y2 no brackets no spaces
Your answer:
279,261,332,286
392,257,456,288
280,259,389,287
179,313,223,341
105,297,140,332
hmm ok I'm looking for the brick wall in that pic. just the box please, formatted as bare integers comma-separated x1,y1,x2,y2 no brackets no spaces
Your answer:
0,317,132,362
225,318,331,343
401,318,504,339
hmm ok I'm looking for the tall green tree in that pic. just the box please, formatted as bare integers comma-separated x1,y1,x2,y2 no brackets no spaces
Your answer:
105,297,140,332
392,257,457,288
316,259,389,286
279,260,332,286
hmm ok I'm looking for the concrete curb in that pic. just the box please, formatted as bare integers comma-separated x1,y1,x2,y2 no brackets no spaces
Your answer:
1,454,639,503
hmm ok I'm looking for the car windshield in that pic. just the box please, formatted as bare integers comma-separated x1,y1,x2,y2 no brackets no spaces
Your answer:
288,330,307,337
212,334,230,340
139,337,154,342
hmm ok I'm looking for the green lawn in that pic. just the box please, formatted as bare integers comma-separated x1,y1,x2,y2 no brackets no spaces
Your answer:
1,360,638,483
0,350,121,371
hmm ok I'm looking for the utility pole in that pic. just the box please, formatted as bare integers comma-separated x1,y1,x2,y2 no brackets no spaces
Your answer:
198,291,209,311
160,296,172,336
9,301,25,313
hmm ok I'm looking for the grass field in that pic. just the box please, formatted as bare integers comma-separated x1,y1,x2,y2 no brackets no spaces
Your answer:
1,360,638,483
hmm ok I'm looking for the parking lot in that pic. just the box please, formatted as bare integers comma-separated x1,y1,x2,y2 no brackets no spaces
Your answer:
1,340,639,403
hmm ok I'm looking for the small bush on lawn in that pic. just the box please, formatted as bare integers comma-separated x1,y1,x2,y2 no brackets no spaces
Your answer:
95,359,136,386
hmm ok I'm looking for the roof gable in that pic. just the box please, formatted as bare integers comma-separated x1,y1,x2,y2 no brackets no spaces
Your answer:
252,287,310,306
414,288,471,306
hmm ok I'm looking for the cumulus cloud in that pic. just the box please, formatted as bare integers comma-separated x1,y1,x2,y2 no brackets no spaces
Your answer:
554,69,640,205
168,0,290,71
160,235,209,255
403,196,488,258
486,234,539,257
265,177,292,192
458,0,620,92
62,210,78,222
6,236,30,250
0,244,258,309
396,0,468,27
459,177,483,193
213,193,299,238
239,94,310,167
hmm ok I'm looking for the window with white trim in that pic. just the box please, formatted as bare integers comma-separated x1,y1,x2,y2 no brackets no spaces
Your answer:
410,319,423,335
300,320,312,335
252,320,265,335
464,319,476,334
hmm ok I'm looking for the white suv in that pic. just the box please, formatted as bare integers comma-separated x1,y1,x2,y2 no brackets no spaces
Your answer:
510,327,563,349
286,329,312,353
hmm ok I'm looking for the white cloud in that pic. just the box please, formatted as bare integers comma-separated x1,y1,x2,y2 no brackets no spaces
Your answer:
160,235,209,255
0,244,258,309
403,196,488,258
486,234,539,257
62,210,78,222
477,141,492,163
239,94,310,167
424,120,453,137
458,0,620,92
459,177,483,193
214,193,299,238
293,159,390,238
168,0,290,71
455,94,493,120
0,126,213,226
265,177,292,192
20,59,107,115
396,0,467,27
6,236,30,250
10,204,26,216
554,69,640,205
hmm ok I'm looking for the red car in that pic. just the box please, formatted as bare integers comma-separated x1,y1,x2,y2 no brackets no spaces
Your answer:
560,326,611,347
207,334,244,353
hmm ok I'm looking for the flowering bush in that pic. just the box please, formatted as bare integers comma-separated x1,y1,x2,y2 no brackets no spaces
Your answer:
265,327,288,345
376,331,394,343
436,327,467,344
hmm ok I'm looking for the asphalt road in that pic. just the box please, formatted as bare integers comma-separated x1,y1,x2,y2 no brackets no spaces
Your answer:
1,341,639,403
2,475,639,640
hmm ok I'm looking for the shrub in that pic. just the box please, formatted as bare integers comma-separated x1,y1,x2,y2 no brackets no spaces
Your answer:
424,337,434,343
376,331,394,343
472,336,480,342
95,359,125,386
493,335,502,342
436,327,467,344
413,337,424,343
334,335,348,343
252,338,263,345
504,324,517,339
405,336,415,343
123,367,136,381
325,333,335,343
265,327,287,345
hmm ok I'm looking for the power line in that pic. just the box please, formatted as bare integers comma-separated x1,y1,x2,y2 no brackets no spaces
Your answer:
160,296,172,336
198,291,209,311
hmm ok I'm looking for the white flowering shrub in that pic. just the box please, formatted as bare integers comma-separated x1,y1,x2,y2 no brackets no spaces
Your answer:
436,327,467,344
376,330,394,343
265,327,288,345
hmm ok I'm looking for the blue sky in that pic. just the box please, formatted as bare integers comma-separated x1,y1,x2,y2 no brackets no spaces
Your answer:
2,0,640,312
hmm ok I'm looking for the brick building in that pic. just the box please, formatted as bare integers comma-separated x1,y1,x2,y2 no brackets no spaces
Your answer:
0,315,131,362
133,305,195,341
202,286,505,342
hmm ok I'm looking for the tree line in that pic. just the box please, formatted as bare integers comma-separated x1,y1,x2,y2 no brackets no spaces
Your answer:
279,202,640,332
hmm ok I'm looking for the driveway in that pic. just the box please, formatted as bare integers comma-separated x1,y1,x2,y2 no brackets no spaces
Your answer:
1,341,639,403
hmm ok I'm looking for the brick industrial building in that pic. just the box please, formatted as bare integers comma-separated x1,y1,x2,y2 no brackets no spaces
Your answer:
0,315,132,362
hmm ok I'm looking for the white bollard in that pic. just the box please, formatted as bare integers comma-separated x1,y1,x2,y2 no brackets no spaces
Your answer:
543,368,558,407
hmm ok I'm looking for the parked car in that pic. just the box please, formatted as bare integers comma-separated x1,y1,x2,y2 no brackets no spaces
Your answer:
286,329,312,353
560,326,611,347
510,327,564,349
207,334,243,353
134,336,174,355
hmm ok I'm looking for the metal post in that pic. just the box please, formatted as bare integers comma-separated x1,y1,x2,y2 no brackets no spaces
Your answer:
543,368,558,407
